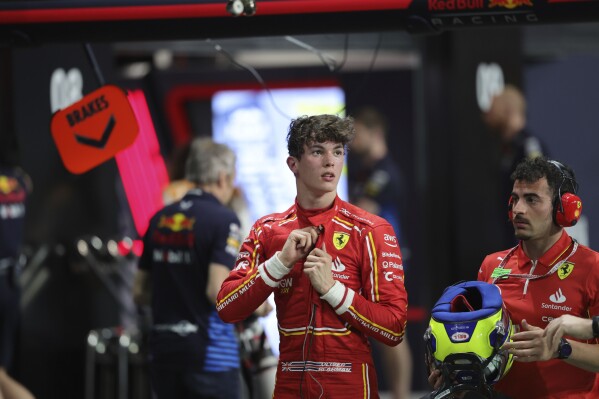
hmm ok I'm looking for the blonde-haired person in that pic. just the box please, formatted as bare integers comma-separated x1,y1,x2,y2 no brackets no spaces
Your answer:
134,138,245,399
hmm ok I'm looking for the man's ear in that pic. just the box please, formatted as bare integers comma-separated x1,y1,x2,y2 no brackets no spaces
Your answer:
287,156,298,176
217,170,228,187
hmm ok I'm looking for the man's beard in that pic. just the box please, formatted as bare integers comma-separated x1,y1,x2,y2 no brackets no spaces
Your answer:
514,229,530,241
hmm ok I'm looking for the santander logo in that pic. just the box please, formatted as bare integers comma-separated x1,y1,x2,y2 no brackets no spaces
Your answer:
549,288,566,304
332,257,346,272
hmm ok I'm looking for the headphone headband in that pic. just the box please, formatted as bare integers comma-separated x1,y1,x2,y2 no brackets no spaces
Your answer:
547,159,582,227
547,159,578,194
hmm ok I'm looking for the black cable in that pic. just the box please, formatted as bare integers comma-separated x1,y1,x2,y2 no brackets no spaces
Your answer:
299,303,317,398
285,36,338,72
336,32,383,117
207,38,293,121
366,33,383,73
83,43,106,87
208,34,382,122
331,34,350,73
283,34,349,119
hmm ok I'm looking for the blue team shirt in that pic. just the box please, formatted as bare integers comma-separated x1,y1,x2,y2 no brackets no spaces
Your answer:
139,189,242,372
0,167,28,261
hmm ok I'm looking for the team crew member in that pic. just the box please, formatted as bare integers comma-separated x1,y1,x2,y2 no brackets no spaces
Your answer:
544,314,599,343
134,138,243,399
482,85,549,248
540,314,599,371
477,157,599,398
541,313,599,371
348,106,413,399
217,114,408,399
0,150,35,399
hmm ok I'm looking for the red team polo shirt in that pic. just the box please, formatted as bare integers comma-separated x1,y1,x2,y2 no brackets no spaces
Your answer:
478,230,599,399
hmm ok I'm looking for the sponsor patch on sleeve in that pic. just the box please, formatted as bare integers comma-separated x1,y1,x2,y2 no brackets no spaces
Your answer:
225,223,242,256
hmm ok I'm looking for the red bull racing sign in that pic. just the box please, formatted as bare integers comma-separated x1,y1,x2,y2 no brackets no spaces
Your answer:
427,0,538,27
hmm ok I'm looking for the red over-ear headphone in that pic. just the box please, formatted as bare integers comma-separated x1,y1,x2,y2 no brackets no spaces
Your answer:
555,192,582,227
548,160,582,227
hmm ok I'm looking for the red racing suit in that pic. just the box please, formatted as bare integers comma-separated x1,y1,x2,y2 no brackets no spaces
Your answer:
217,196,408,399
478,230,599,399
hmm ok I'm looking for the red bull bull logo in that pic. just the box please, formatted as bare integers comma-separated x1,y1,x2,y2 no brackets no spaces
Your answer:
0,175,26,204
488,0,533,9
158,213,195,232
0,176,18,195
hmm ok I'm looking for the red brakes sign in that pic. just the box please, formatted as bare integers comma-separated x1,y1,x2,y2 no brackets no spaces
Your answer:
51,84,139,174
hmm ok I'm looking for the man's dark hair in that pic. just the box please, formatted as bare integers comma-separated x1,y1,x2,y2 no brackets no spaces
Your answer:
510,156,578,200
352,106,388,134
286,114,355,159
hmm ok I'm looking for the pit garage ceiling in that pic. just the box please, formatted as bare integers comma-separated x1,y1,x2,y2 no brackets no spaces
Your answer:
110,21,599,76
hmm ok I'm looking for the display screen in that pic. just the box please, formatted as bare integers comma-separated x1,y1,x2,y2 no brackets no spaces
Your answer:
212,86,347,224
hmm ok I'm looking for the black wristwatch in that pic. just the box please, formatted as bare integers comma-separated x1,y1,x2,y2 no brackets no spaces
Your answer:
592,316,599,338
557,338,572,359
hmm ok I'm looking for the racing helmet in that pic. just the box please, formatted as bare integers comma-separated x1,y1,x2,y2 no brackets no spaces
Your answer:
424,281,515,398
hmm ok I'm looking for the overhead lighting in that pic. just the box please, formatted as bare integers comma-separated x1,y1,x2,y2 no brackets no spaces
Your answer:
153,49,173,70
226,0,256,16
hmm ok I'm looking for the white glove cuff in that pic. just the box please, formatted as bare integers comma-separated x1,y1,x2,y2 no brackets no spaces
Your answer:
320,281,355,314
258,252,291,288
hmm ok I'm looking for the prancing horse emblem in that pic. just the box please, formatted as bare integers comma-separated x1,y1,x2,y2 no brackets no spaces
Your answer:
333,232,350,250
557,262,574,280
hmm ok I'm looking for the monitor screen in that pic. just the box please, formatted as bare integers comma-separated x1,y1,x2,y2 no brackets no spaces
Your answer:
212,85,347,225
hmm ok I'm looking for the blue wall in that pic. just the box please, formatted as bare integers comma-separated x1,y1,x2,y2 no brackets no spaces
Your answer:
525,55,599,249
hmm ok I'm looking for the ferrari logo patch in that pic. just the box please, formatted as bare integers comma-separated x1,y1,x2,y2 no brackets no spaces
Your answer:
557,262,574,280
333,232,350,250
